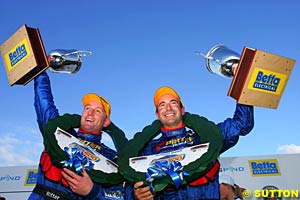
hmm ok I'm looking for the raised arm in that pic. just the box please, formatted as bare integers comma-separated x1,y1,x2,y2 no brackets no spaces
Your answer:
34,71,59,133
217,103,254,153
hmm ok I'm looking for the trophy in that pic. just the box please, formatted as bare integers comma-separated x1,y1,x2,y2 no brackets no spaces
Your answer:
196,44,296,109
0,24,92,86
48,49,92,74
196,44,240,78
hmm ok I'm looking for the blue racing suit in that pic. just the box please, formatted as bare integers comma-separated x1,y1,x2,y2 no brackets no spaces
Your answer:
138,104,254,200
28,72,132,200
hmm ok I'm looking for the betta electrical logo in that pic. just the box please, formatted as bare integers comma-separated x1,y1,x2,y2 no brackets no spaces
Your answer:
248,68,287,95
24,169,38,186
4,38,30,70
248,159,281,177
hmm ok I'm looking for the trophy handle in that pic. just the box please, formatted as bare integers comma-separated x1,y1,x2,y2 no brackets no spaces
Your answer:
64,50,92,57
196,44,240,78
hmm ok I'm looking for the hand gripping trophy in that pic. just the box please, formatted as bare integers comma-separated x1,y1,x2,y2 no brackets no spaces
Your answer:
0,24,91,86
196,44,296,109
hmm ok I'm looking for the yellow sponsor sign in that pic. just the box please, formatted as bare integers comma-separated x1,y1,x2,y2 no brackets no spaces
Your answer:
247,68,287,95
4,38,31,71
248,159,281,177
24,169,38,186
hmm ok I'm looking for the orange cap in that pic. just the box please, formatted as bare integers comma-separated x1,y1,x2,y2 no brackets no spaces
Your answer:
82,93,111,118
153,86,183,107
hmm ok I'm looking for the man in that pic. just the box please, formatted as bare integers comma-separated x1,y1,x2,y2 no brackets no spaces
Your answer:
28,72,131,200
219,175,243,200
133,86,254,200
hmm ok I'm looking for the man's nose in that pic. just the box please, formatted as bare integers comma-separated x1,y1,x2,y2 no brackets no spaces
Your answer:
166,103,172,110
88,109,95,115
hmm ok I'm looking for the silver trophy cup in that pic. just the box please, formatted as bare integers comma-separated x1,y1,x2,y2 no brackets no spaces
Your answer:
196,44,240,78
48,49,92,73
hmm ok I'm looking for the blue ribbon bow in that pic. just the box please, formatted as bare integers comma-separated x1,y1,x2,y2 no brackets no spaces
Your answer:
146,159,189,192
63,146,94,173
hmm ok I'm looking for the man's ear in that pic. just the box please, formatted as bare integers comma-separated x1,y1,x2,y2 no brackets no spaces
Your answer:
181,106,185,116
103,118,111,128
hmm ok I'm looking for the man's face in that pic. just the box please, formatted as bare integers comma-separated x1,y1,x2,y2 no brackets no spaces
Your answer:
81,100,110,133
156,94,185,129
219,183,232,200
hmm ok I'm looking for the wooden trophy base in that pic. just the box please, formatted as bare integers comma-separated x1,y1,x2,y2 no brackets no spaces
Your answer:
228,47,295,109
0,24,49,86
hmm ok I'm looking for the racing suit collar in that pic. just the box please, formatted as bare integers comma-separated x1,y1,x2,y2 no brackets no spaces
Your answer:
78,128,102,144
161,124,185,138
79,128,103,135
